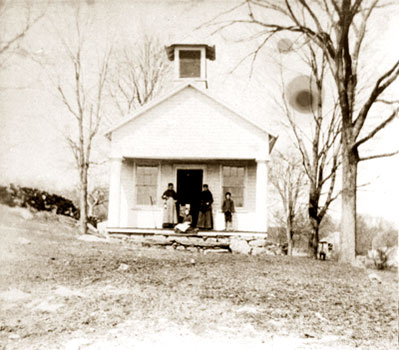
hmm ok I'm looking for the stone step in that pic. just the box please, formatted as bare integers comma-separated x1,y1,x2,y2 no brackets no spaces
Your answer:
109,230,283,256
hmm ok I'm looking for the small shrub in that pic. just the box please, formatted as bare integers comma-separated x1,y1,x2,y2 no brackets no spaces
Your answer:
368,248,389,270
0,186,15,207
88,216,100,228
0,184,79,219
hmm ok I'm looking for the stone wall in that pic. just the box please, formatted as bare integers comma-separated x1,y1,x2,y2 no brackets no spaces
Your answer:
112,232,284,256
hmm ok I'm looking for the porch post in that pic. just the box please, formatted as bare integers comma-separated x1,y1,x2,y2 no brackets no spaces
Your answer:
255,158,268,233
107,157,122,227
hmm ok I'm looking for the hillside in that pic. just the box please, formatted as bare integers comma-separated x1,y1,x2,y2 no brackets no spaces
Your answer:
0,205,397,350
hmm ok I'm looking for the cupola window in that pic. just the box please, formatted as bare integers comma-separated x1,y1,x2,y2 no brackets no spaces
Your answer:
179,50,201,78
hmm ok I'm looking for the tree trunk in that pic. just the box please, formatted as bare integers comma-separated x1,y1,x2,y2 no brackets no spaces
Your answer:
339,147,358,264
79,164,88,235
287,240,293,256
286,218,294,256
308,191,321,258
309,217,320,259
286,228,293,256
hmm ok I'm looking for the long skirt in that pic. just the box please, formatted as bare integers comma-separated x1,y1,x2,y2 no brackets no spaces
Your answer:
197,209,213,229
163,197,177,228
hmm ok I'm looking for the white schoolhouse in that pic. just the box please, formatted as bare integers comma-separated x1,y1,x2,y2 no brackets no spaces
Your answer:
105,43,277,233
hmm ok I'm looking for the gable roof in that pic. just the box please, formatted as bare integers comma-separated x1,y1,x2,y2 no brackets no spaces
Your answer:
165,44,216,61
104,82,278,150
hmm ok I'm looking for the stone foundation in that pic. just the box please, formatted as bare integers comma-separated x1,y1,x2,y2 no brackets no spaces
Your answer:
110,230,284,256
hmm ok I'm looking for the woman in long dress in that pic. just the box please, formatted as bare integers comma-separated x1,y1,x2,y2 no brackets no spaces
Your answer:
162,183,178,228
197,184,213,230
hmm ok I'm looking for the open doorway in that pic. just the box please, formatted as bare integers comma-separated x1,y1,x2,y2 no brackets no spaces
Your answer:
176,169,203,227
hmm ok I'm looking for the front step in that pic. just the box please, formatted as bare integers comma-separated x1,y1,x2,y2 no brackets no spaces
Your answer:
107,228,284,256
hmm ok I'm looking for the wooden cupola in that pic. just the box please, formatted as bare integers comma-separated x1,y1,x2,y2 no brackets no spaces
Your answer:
165,43,216,88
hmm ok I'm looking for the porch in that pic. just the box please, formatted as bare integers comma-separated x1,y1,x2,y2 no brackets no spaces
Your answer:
108,157,269,233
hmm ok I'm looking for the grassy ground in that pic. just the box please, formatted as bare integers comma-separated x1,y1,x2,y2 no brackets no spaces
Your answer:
0,205,397,350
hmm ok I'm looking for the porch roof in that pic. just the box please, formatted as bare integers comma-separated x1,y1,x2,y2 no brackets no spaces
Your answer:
119,156,258,163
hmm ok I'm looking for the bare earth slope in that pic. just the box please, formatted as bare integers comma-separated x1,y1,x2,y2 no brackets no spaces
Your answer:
0,205,397,350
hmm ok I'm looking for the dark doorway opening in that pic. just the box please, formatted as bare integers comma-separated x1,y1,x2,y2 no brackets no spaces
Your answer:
177,169,203,227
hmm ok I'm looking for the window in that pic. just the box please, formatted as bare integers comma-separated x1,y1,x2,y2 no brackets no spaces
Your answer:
179,50,201,78
136,165,158,205
222,166,245,207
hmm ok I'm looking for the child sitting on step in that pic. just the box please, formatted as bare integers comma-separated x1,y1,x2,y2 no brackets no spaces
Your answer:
175,206,195,233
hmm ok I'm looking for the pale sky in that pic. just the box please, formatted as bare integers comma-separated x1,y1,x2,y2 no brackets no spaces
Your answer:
0,0,398,223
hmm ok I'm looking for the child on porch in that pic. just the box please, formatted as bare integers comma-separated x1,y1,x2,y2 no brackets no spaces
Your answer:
174,206,193,233
222,192,235,231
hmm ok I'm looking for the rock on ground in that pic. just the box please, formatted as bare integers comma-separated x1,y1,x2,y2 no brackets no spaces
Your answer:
16,237,31,245
368,273,382,283
118,263,129,271
203,249,230,255
248,239,268,247
230,238,251,255
0,289,31,301
251,247,267,256
8,206,34,220
386,246,398,269
77,235,108,243
34,300,64,312
54,286,84,297
97,221,108,235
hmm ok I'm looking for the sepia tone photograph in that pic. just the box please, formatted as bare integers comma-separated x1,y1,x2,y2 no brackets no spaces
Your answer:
0,0,398,349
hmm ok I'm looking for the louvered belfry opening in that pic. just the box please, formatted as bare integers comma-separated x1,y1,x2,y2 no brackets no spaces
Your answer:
179,50,201,78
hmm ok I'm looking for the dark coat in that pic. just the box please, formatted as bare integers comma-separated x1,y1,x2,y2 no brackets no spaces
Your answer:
222,199,235,213
199,189,213,213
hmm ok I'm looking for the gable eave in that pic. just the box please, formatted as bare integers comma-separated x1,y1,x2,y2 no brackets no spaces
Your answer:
165,44,216,61
104,82,278,143
104,82,194,138
188,84,278,140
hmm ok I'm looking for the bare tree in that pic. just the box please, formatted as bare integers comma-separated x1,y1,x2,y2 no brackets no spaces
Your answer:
0,1,45,76
269,151,307,256
109,34,169,117
53,10,111,234
277,45,341,258
207,0,399,264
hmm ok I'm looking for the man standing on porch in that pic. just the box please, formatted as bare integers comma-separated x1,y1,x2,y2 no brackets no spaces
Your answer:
197,184,214,230
162,183,178,228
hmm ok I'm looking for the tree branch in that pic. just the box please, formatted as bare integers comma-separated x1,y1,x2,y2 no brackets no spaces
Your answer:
354,107,399,148
0,6,45,56
375,99,399,105
57,84,80,120
359,150,399,162
353,59,399,139
351,0,378,74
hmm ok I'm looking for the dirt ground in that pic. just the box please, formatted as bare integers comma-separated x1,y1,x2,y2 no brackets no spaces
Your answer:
0,205,397,350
